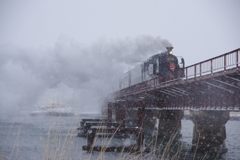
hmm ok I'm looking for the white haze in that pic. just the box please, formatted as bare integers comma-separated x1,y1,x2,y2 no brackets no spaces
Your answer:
0,35,172,114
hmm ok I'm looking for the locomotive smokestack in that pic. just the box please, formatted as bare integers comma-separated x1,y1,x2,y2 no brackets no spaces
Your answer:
166,47,173,52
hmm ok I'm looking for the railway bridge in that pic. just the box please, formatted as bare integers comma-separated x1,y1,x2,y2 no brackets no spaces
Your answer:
106,48,240,153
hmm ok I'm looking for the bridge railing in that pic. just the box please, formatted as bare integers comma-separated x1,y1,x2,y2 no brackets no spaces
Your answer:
185,48,240,80
117,48,239,96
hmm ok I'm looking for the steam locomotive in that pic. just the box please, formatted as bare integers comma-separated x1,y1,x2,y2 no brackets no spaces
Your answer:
119,47,185,89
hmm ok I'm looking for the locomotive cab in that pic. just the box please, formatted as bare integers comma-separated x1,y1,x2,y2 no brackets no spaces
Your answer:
143,47,184,78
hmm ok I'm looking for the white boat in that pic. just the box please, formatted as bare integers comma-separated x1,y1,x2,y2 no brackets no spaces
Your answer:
30,103,74,116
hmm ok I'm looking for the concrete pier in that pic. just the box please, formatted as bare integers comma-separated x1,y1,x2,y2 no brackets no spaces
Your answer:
107,102,113,120
115,102,126,122
143,110,157,132
158,110,184,138
190,110,230,153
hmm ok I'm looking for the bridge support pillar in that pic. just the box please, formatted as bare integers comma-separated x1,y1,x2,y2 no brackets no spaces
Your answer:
158,110,184,138
107,102,113,120
115,102,126,126
190,110,229,153
136,100,145,149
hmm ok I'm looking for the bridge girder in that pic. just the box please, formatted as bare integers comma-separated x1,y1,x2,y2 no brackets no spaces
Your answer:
114,72,240,111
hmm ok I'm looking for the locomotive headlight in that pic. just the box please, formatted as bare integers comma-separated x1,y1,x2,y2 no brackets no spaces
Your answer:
169,51,173,54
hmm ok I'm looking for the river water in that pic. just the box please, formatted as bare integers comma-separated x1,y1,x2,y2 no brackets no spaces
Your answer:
0,112,240,160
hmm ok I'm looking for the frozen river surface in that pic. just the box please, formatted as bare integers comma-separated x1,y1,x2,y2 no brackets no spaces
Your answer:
0,112,240,160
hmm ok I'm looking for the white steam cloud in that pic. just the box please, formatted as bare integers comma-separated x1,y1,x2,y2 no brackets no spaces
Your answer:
0,35,172,114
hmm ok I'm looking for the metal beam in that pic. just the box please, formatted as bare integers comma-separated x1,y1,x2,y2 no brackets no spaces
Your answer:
161,89,182,97
159,90,176,97
213,79,240,90
226,76,240,83
203,81,234,94
142,93,158,99
169,88,189,96
172,87,191,95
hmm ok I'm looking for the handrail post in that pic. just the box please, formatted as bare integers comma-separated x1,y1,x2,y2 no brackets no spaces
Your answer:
194,65,196,81
237,50,239,68
200,63,202,77
211,59,213,75
224,54,226,72
186,68,188,81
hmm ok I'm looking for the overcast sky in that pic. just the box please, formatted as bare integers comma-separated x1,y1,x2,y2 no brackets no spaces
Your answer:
1,0,239,64
0,0,239,113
